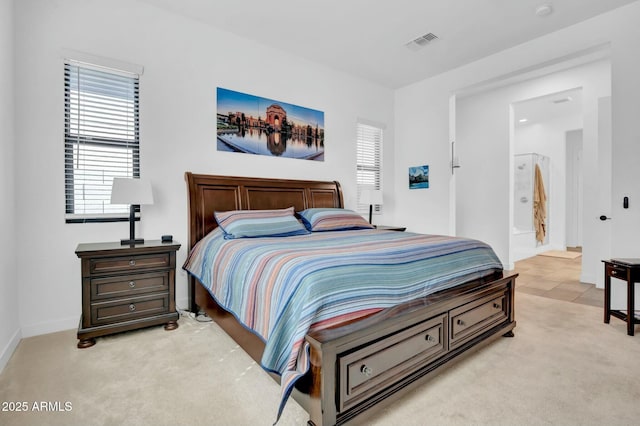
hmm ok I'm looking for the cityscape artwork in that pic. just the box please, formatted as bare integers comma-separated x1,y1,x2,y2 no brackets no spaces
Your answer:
216,87,325,161
409,165,429,189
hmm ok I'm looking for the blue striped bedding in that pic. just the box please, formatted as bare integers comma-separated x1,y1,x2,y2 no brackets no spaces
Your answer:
183,228,503,418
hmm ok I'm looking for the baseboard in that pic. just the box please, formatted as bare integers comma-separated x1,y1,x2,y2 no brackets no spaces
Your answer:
20,316,77,338
0,327,22,374
20,305,193,338
581,272,596,287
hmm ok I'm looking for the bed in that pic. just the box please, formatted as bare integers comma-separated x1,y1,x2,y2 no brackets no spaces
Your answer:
184,172,517,425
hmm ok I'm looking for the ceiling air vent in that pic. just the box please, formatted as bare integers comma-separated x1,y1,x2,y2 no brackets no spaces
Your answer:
405,33,439,51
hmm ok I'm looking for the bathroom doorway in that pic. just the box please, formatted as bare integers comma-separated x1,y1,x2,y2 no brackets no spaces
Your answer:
511,87,583,262
453,55,611,284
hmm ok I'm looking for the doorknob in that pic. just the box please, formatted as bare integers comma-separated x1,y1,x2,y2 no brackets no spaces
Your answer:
599,215,611,221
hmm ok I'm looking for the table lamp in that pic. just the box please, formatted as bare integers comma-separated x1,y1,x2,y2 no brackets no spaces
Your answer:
110,178,154,245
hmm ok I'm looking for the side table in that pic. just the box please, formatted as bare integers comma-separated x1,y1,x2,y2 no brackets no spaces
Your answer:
76,240,181,348
603,259,640,336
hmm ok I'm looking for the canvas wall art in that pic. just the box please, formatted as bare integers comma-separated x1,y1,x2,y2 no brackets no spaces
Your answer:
216,87,325,161
409,165,429,189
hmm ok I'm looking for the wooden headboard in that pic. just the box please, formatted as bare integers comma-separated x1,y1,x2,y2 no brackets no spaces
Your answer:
185,172,344,251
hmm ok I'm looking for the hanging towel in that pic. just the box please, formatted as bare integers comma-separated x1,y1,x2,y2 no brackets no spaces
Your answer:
534,163,547,243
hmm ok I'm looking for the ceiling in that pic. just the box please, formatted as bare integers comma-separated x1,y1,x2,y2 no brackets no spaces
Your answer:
138,0,637,89
513,88,583,127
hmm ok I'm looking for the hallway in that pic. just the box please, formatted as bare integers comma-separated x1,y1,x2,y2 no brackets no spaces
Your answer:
511,254,603,308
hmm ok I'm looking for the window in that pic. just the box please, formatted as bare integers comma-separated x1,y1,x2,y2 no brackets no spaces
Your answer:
356,121,383,214
64,61,140,222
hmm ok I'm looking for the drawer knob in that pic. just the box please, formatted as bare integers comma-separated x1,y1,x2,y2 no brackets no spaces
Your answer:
129,259,136,266
360,365,372,377
425,334,435,342
611,270,617,276
457,319,465,326
129,304,136,312
493,303,501,309
129,281,136,288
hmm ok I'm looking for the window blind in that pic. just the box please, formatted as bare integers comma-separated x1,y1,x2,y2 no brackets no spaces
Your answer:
64,62,140,222
356,122,383,213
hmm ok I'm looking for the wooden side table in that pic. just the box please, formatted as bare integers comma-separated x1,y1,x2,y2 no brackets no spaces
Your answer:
603,260,640,336
76,240,181,348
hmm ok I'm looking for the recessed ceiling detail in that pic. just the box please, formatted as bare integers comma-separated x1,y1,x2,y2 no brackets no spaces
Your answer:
552,96,573,103
138,0,636,88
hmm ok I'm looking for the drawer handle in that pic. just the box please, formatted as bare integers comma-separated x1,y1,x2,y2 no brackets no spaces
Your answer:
129,259,136,266
360,365,372,377
129,281,136,288
129,304,136,312
493,303,501,309
457,319,465,327
425,334,435,343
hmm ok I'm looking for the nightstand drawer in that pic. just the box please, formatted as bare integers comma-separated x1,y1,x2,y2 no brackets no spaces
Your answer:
605,263,634,280
90,253,170,275
90,272,169,301
91,294,170,326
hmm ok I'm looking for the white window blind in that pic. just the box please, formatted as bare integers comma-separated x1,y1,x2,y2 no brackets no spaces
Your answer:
64,62,140,222
356,122,383,213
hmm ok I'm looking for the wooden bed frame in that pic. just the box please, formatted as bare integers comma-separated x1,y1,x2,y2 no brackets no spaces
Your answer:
185,172,517,425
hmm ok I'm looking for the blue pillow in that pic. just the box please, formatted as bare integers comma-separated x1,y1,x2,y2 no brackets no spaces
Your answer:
298,208,374,232
214,207,309,239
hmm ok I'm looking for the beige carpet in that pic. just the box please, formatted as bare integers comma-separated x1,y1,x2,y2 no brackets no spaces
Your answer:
1,292,639,426
539,250,582,259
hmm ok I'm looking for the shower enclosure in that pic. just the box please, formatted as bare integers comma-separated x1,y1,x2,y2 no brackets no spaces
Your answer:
513,153,550,261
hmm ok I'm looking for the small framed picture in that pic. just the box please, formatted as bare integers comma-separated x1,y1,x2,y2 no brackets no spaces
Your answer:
409,165,429,189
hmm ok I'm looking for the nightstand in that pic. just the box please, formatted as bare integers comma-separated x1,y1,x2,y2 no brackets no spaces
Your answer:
603,259,640,336
374,225,406,232
76,240,181,348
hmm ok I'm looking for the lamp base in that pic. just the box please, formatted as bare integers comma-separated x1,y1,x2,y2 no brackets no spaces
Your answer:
121,205,144,245
120,238,145,245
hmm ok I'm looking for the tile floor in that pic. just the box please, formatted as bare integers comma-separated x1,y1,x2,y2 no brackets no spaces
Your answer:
509,253,604,308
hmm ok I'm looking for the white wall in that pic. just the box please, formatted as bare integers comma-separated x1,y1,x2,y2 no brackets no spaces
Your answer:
395,2,640,286
452,59,607,269
14,0,395,337
0,0,21,372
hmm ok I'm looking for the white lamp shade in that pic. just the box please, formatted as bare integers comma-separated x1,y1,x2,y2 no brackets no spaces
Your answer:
110,178,154,205
360,189,383,205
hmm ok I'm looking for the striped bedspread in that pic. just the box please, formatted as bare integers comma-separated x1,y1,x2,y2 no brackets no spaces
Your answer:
183,228,503,418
